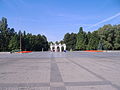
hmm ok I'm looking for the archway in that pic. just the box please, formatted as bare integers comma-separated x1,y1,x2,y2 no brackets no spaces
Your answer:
57,46,60,52
52,47,55,52
61,46,64,52
50,43,66,52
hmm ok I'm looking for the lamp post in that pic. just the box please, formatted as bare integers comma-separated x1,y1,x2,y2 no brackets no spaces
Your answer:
20,31,22,52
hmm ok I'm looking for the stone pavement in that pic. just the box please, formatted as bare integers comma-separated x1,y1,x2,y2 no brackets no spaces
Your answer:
0,52,120,90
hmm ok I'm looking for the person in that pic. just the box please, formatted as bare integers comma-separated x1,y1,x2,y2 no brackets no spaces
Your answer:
64,50,66,52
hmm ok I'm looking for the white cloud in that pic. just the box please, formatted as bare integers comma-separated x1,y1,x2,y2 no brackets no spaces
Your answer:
87,12,120,29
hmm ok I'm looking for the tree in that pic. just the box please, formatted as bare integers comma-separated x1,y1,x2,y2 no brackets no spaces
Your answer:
0,17,9,51
76,27,87,50
64,33,77,50
87,31,99,50
8,35,19,50
64,33,70,50
59,40,64,44
55,41,59,44
41,35,49,51
114,26,120,50
86,31,91,49
98,24,115,50
0,17,49,52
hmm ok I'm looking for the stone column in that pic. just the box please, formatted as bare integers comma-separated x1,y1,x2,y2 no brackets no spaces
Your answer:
63,44,66,51
55,44,57,52
50,44,53,51
59,43,62,52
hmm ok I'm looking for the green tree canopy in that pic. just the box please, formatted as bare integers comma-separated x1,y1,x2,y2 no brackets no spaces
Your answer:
0,17,49,52
76,27,87,50
64,33,77,50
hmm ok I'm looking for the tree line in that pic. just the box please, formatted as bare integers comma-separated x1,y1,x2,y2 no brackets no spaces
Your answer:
63,24,120,51
1,17,120,51
0,17,49,52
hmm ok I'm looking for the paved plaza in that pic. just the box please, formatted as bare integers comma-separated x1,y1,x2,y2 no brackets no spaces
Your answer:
0,51,120,90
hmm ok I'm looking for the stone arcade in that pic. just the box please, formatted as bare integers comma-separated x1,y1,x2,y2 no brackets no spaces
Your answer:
50,43,66,52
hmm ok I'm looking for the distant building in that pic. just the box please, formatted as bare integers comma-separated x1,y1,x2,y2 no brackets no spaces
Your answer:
50,43,66,52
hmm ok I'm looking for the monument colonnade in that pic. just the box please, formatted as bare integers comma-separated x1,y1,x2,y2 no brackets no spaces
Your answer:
50,43,66,52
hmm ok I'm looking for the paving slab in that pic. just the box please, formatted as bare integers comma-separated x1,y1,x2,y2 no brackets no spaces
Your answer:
0,52,120,90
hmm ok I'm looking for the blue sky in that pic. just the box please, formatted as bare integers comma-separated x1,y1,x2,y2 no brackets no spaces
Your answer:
0,0,120,42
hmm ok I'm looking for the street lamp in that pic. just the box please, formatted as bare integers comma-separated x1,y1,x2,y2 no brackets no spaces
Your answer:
20,31,22,52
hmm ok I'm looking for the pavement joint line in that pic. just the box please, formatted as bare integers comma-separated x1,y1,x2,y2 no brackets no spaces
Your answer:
0,81,119,88
0,83,50,87
67,57,120,90
91,60,118,70
64,81,111,86
50,53,64,82
56,62,70,63
50,87,66,90
67,57,106,81
50,53,66,90
110,83,120,90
